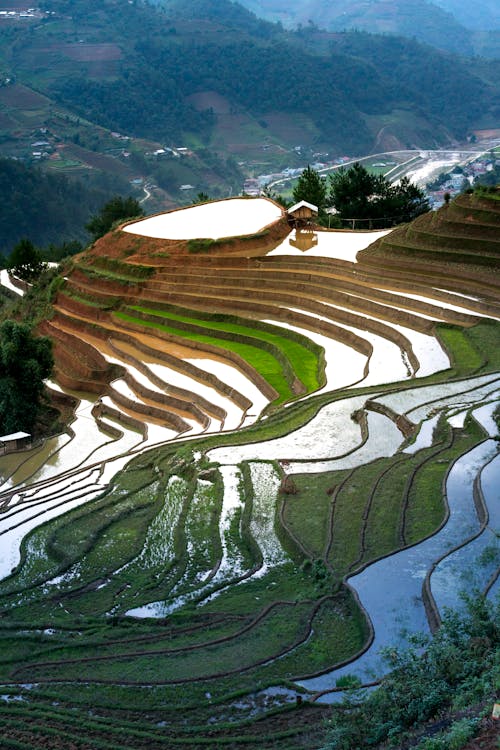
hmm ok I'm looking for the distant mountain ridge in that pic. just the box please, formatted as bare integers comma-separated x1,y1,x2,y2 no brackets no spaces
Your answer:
236,0,500,56
434,0,500,31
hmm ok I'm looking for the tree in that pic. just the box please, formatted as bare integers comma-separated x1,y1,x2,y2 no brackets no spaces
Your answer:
329,162,429,228
8,238,46,282
0,320,54,434
262,185,291,209
195,192,210,203
323,594,499,749
86,196,145,241
292,165,328,212
329,162,381,224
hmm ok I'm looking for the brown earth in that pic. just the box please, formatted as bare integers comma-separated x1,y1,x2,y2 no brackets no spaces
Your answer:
56,43,123,62
62,143,131,176
0,83,50,108
84,212,290,263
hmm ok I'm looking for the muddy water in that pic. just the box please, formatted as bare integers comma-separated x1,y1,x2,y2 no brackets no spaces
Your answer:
0,434,71,491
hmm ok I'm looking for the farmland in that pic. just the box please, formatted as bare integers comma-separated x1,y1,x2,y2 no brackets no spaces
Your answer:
0,191,498,748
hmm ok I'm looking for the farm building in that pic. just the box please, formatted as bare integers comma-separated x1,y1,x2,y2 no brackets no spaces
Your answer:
287,200,318,226
0,431,31,455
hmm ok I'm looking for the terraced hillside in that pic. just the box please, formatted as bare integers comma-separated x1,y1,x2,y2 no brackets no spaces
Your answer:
0,193,498,749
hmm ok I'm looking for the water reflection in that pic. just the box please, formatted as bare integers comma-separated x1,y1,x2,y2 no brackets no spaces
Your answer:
288,230,318,252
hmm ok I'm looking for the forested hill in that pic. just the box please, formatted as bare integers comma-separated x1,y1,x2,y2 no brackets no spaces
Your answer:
236,0,500,57
435,0,500,30
237,0,475,55
2,0,498,157
0,158,109,256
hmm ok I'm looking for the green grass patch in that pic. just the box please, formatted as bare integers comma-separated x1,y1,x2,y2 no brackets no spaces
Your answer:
187,238,216,253
114,310,295,405
436,324,484,376
283,469,351,560
128,304,323,393
403,417,485,544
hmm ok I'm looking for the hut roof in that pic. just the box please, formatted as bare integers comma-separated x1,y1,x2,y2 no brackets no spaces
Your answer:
0,431,31,443
287,200,319,215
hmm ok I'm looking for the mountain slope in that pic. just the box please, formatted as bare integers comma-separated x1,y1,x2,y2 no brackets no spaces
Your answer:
236,0,474,54
238,0,500,57
434,0,500,30
2,0,497,163
0,158,109,255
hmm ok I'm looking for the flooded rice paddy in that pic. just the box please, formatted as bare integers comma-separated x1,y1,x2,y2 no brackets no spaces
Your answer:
1,221,498,716
300,436,499,700
268,228,391,261
124,197,283,240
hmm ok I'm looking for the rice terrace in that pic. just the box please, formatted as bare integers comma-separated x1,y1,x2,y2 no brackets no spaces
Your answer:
0,190,499,748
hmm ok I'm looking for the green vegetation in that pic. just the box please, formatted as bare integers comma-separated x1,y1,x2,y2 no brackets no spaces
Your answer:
128,305,323,393
115,310,299,405
0,320,53,433
329,162,429,228
86,196,144,242
288,163,429,228
321,595,499,749
292,165,328,212
0,157,112,257
7,238,46,282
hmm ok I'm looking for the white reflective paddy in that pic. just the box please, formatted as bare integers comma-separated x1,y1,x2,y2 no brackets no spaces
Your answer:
268,229,391,261
208,394,368,465
186,358,270,425
124,197,282,240
0,270,23,296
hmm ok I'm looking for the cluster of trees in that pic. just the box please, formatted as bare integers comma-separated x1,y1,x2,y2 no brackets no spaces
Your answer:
293,163,429,228
0,320,53,434
0,158,122,257
85,196,144,242
7,239,47,282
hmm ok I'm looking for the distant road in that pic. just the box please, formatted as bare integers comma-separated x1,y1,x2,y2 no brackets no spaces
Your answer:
267,144,497,190
140,185,151,204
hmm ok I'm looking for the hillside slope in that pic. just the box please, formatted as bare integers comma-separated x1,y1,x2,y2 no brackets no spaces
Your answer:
0,189,499,748
238,0,475,54
1,0,498,166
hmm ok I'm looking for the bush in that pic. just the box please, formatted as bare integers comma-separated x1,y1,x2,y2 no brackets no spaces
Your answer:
416,717,480,749
320,595,499,749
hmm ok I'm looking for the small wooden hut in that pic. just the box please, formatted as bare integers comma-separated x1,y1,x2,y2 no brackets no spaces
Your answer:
287,200,318,227
0,431,31,455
